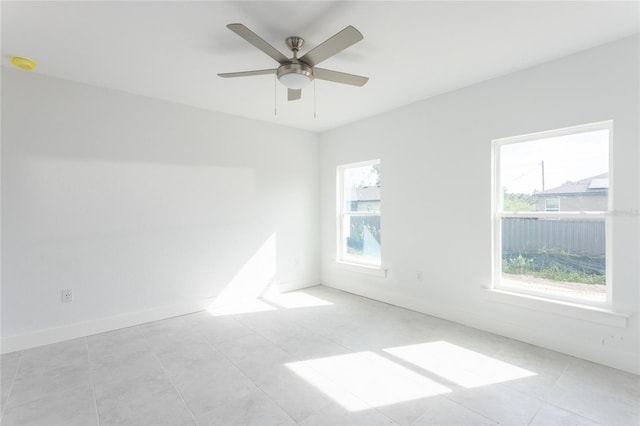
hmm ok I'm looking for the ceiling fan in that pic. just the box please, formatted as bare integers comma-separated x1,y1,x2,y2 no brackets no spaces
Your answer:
218,23,368,101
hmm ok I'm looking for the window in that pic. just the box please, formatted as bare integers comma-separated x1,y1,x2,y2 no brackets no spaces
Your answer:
493,122,611,305
338,160,381,267
544,198,560,212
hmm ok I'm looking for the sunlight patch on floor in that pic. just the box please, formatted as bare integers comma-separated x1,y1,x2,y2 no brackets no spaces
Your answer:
286,351,451,411
384,341,536,388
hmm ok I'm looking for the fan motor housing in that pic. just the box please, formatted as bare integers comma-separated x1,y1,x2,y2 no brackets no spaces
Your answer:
277,62,314,89
286,36,305,52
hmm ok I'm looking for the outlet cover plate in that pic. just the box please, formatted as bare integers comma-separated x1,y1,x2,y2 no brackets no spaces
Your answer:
62,289,73,303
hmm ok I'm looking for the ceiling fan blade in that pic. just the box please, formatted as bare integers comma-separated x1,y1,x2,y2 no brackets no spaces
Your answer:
218,69,277,78
288,89,302,101
227,23,289,64
313,68,369,86
299,26,363,67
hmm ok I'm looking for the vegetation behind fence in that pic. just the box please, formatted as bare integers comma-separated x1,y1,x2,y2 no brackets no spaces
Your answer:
502,218,606,283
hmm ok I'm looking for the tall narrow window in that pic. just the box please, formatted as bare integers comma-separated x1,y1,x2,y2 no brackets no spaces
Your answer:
493,122,611,305
338,160,381,267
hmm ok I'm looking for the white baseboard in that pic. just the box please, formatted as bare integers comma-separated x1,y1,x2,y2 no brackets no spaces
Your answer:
0,298,213,354
0,280,321,355
274,278,321,293
322,280,639,375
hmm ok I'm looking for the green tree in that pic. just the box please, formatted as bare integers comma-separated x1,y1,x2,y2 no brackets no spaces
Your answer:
371,164,381,186
503,190,534,211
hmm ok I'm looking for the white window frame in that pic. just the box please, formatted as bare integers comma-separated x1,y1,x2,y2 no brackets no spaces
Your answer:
544,198,560,212
337,159,382,269
492,121,613,307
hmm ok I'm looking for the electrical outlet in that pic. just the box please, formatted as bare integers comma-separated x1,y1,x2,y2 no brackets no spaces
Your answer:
61,289,73,303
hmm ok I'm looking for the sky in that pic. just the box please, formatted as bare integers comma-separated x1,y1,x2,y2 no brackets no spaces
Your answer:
499,128,609,195
345,163,379,189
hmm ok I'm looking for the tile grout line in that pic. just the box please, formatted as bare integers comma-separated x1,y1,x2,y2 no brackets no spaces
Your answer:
534,359,607,424
198,319,301,425
196,291,640,426
300,293,504,425
5,288,637,426
84,337,101,426
532,400,607,426
255,303,391,424
553,359,572,387
231,305,400,425
257,297,405,425
422,395,498,426
138,325,202,426
527,401,544,426
0,352,23,420
242,296,389,422
536,362,608,426
482,347,603,426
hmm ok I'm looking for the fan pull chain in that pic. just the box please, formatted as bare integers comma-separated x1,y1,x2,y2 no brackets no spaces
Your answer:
274,75,277,116
313,79,317,119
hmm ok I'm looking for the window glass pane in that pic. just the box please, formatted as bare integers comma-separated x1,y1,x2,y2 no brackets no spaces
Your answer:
501,217,605,303
344,215,381,266
544,198,560,212
339,161,381,267
343,164,381,212
500,129,609,212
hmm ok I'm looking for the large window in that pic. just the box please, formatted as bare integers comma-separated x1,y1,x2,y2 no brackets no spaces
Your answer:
338,160,381,267
493,122,611,305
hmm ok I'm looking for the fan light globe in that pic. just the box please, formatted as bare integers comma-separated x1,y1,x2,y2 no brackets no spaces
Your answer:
279,72,311,89
277,63,313,90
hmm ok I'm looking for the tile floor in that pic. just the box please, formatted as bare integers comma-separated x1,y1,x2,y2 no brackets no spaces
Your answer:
1,285,638,426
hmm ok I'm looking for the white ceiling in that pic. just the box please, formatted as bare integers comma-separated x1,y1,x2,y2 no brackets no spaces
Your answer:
2,1,638,133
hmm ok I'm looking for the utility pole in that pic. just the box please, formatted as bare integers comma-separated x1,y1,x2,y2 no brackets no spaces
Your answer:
541,160,545,191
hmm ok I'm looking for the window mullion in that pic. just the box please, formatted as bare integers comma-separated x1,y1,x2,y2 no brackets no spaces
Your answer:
498,211,608,220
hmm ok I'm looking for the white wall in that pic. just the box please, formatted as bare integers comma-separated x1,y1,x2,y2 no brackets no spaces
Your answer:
320,35,640,374
2,36,638,375
1,69,320,351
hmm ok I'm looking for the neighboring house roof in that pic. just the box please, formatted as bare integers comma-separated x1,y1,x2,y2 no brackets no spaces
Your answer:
539,173,608,196
354,185,381,201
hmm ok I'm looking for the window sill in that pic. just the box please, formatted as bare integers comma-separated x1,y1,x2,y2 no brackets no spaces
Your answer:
481,288,629,328
335,260,387,278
